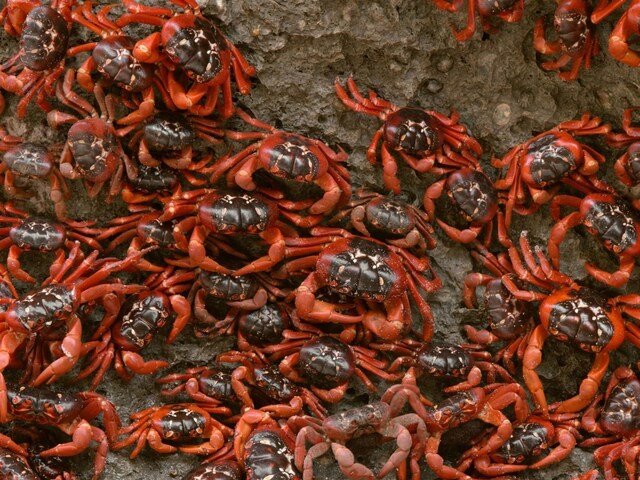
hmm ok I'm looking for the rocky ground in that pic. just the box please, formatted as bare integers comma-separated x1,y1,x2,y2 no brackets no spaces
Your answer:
1,0,639,478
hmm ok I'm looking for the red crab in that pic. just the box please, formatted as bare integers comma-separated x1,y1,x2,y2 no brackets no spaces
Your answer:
383,373,529,480
116,0,255,118
458,413,581,476
431,0,525,41
0,140,69,220
533,0,599,81
263,332,399,404
0,0,74,117
334,76,482,194
329,190,436,253
275,232,441,341
158,189,299,276
233,407,300,480
210,108,351,223
548,192,640,287
492,113,612,230
66,1,155,125
607,106,640,192
0,243,153,418
47,69,139,199
482,232,640,414
113,403,233,459
0,202,102,283
580,363,640,480
3,384,121,480
608,0,640,67
216,349,326,418
290,400,427,480
463,244,536,373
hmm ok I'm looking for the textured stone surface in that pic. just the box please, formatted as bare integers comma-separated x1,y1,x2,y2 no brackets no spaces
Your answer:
1,0,638,478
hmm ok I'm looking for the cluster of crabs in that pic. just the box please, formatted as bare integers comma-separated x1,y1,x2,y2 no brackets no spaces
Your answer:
0,0,639,479
432,0,640,81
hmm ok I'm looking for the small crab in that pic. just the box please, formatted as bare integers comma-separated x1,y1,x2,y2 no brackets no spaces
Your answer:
432,0,524,41
533,0,599,81
335,76,482,193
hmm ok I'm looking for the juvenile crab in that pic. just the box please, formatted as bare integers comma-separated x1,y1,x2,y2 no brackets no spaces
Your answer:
533,0,600,81
290,400,427,480
47,69,138,199
548,192,640,287
492,113,612,229
0,202,102,283
275,232,441,341
334,76,482,193
328,190,436,253
116,0,256,117
114,403,233,459
210,108,351,223
431,0,524,41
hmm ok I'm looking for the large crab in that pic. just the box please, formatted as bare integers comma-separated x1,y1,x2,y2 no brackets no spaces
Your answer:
334,76,482,194
492,113,612,230
0,0,74,117
274,232,441,341
116,0,255,118
477,232,640,414
533,0,600,81
210,108,351,223
431,0,524,41
290,400,427,480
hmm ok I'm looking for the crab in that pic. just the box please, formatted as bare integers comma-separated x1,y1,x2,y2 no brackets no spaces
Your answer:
492,113,612,230
478,232,640,414
290,400,427,480
0,0,74,117
233,407,300,480
274,232,441,341
210,108,352,223
66,1,156,126
3,384,121,480
263,332,399,404
113,403,233,459
533,0,600,81
431,0,524,41
0,202,102,283
0,141,69,220
47,69,139,199
607,106,640,193
158,189,299,276
608,0,640,67
579,363,640,480
458,413,581,476
328,190,436,253
0,242,153,417
116,0,255,118
384,373,529,480
334,76,482,194
216,349,326,418
548,192,640,287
